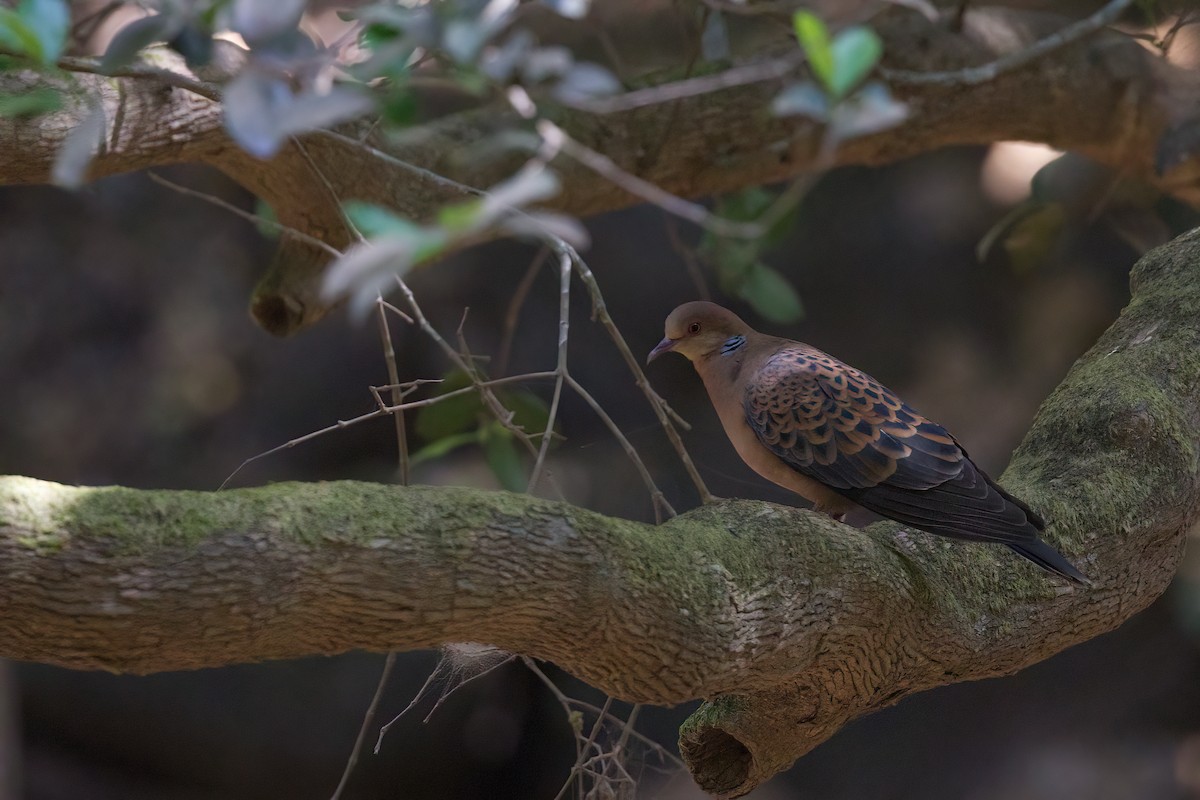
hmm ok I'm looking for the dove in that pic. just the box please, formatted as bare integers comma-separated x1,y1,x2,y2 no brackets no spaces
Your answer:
647,301,1089,585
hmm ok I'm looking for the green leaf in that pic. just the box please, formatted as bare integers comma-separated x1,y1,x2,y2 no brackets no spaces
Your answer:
0,9,41,59
792,11,833,95
708,236,760,292
828,26,882,99
409,431,480,466
0,86,60,118
414,371,483,442
715,187,774,221
18,0,68,64
344,201,422,239
382,89,418,126
253,198,279,239
737,262,804,323
482,424,525,492
500,389,552,435
437,199,483,232
1001,202,1065,274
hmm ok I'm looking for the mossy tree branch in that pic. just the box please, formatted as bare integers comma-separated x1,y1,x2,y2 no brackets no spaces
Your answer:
2,230,1200,795
1,5,1197,334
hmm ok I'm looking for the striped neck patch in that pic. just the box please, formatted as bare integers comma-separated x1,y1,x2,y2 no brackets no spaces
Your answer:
721,335,746,355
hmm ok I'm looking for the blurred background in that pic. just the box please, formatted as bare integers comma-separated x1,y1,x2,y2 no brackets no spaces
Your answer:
6,1,1200,798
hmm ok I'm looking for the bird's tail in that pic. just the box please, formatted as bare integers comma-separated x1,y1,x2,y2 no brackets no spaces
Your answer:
1007,540,1092,587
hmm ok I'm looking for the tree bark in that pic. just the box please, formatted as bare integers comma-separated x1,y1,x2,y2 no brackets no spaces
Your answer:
1,5,1195,334
2,227,1198,795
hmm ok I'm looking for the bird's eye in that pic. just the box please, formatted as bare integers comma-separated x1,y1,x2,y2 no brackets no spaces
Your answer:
688,322,701,334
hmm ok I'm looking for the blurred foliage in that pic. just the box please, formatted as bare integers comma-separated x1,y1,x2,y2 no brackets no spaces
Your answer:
774,11,906,142
699,187,805,323
977,153,1174,273
412,368,554,491
0,0,67,64
327,172,585,316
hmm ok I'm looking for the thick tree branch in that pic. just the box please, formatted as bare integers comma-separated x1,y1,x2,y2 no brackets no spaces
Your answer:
2,228,1199,795
0,5,1194,334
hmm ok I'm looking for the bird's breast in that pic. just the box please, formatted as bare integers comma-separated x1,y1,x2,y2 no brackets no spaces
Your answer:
696,361,847,511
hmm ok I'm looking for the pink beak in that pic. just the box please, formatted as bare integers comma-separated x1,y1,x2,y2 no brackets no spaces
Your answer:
646,337,677,364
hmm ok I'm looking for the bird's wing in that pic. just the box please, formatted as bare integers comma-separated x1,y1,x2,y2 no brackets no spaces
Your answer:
744,346,1042,544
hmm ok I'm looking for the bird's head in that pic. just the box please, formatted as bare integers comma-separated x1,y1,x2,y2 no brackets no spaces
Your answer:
647,301,752,364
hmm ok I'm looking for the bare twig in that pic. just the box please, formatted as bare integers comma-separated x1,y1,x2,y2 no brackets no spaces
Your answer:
664,216,711,300
146,172,343,258
329,652,397,800
393,276,567,500
57,54,222,101
70,1,124,48
292,137,359,244
565,51,805,115
314,130,712,508
528,250,571,493
373,649,516,754
554,695,613,800
374,659,443,754
314,129,482,202
538,119,764,239
525,663,684,770
333,298,415,798
218,373,556,490
566,251,712,505
883,0,1134,86
376,300,411,493
565,374,674,521
1159,9,1200,54
496,247,549,376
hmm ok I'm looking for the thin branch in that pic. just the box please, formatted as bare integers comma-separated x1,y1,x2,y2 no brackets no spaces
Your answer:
291,136,358,244
664,216,711,301
314,130,711,506
524,660,685,771
496,247,548,376
69,1,124,49
527,250,571,493
566,251,713,505
883,0,1134,86
57,54,222,101
1159,9,1200,54
314,129,483,202
374,658,444,754
565,374,675,521
393,276,567,500
329,652,396,800
537,119,764,239
146,172,343,259
565,51,805,115
548,686,613,800
218,373,556,490
376,300,411,497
